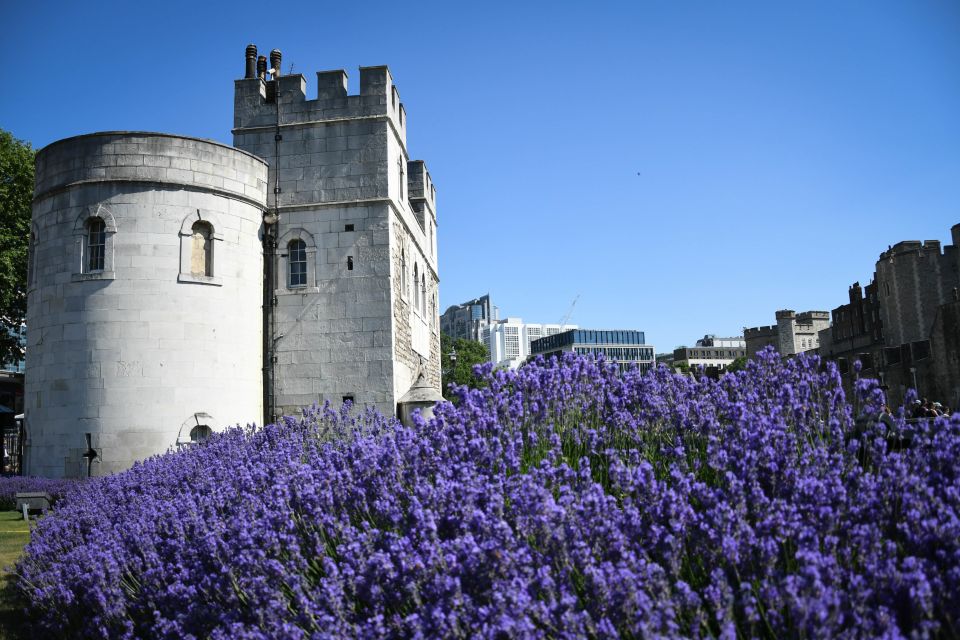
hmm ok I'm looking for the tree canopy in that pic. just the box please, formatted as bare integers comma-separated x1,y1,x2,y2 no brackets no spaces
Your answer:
440,333,490,391
0,129,34,367
726,356,748,373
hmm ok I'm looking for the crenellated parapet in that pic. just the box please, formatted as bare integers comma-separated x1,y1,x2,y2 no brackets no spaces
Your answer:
744,325,777,339
234,59,407,149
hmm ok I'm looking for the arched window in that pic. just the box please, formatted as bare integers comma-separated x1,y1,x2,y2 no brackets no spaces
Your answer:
190,221,213,277
413,263,419,311
87,218,106,271
190,424,212,442
288,239,307,287
72,206,116,281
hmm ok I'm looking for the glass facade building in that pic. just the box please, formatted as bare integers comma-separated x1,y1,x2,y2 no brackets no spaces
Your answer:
439,294,496,343
531,329,655,374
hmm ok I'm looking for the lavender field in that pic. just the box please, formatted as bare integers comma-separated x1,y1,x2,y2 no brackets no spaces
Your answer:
15,351,960,638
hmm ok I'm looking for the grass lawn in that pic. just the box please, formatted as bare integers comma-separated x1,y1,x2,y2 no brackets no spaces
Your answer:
0,511,31,640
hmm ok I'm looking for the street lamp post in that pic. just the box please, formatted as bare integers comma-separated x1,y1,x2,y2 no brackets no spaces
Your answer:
444,347,457,379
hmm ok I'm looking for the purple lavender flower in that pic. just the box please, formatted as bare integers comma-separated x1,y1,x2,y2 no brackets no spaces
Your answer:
12,348,960,638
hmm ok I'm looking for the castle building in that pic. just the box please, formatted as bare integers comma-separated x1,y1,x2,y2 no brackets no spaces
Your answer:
818,225,960,407
744,310,829,357
874,235,959,347
23,47,441,478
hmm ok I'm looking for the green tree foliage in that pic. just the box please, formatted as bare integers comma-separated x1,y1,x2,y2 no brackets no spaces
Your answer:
440,333,490,391
726,356,748,373
0,130,34,367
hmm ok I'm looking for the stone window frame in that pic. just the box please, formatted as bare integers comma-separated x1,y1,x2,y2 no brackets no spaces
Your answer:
178,210,224,286
277,228,317,291
176,412,219,447
71,205,117,282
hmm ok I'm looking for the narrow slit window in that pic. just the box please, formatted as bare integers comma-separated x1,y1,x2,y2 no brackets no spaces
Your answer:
87,218,106,272
401,247,407,297
347,255,354,271
413,263,419,310
288,239,307,287
28,231,36,286
421,274,426,315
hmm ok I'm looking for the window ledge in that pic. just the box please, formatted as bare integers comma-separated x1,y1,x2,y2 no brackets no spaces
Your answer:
72,271,116,282
279,285,319,294
178,274,223,286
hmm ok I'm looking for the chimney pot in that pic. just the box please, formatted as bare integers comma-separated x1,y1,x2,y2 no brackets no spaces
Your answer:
270,49,282,78
257,55,267,80
245,44,258,79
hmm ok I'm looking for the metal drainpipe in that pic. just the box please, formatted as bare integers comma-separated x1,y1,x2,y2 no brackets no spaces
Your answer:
265,64,283,426
263,222,275,426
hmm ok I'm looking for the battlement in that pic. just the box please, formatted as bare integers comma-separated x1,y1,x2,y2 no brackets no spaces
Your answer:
775,309,796,320
744,325,778,338
880,239,946,260
797,311,830,322
406,160,437,211
233,47,407,145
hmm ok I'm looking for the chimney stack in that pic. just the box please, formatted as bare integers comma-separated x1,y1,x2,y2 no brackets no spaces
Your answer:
257,56,267,80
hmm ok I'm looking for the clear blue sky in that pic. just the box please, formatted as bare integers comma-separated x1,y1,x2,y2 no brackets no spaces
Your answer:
3,0,958,351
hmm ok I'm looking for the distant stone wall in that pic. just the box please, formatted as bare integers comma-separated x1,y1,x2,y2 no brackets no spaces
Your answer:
744,325,778,358
930,300,960,410
875,240,960,347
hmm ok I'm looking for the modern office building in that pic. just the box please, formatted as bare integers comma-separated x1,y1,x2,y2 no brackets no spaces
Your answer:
530,329,655,374
1,324,26,374
440,294,497,343
672,335,746,371
485,318,575,369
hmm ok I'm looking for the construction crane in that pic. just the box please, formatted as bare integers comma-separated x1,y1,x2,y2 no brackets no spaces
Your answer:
558,294,580,332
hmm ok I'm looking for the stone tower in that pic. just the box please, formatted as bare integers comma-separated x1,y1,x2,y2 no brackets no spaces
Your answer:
25,133,266,477
232,46,441,421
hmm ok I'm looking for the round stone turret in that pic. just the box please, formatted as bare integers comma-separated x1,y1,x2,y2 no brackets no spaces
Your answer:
25,132,268,478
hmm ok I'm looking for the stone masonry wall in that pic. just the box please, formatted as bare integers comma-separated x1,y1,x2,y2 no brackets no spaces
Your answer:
876,241,960,347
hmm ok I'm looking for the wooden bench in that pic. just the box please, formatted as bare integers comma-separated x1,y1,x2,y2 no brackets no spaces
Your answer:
15,492,52,520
